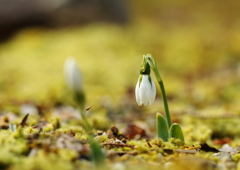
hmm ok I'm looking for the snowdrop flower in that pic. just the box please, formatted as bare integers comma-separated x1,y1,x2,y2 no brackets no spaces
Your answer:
64,57,83,93
135,74,156,106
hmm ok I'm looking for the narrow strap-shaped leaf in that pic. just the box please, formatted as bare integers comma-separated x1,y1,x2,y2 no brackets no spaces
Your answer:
169,123,185,145
156,113,169,142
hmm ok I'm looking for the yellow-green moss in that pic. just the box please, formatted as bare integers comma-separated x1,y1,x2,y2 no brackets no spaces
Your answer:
55,125,83,135
0,130,28,167
233,153,240,162
181,124,212,144
94,135,108,143
138,151,161,162
12,150,80,170
23,126,39,134
11,127,25,139
127,140,149,154
49,117,61,129
58,148,79,161
75,132,89,140
42,124,54,132
89,112,111,130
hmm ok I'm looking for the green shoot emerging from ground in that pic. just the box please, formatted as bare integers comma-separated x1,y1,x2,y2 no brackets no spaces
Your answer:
64,57,105,168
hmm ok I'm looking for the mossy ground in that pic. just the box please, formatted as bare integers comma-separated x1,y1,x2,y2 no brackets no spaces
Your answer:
1,0,240,169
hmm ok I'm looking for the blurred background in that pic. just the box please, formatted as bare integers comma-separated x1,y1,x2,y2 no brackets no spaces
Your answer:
0,0,240,113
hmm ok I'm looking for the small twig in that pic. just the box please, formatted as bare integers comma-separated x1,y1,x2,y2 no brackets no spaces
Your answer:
102,142,135,150
108,151,138,156
147,142,152,148
175,149,198,154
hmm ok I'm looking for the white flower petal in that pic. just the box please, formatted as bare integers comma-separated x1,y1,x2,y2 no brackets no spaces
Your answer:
135,75,156,106
135,78,141,105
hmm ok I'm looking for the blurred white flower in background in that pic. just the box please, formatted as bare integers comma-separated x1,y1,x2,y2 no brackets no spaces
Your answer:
64,57,83,93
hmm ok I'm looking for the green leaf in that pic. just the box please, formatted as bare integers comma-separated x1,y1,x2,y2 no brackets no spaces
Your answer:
156,113,169,142
90,138,105,166
169,123,185,145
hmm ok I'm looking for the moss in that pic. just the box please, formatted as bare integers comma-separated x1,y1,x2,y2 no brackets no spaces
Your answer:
0,130,28,168
128,140,150,154
11,127,25,139
182,111,240,140
39,131,53,138
237,161,240,170
89,113,111,130
232,153,240,162
134,144,150,154
49,117,61,129
94,135,108,143
0,150,23,168
75,132,89,140
110,146,133,152
12,150,79,170
168,138,184,147
42,124,54,132
55,126,83,135
23,126,39,134
149,139,164,149
58,148,79,161
181,124,212,144
138,151,161,162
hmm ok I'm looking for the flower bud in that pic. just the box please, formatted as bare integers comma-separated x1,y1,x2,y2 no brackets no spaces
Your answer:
64,57,83,93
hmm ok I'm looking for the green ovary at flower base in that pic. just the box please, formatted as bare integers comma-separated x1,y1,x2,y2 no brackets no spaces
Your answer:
135,54,184,144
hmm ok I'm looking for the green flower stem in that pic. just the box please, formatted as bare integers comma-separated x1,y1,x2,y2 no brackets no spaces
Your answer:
158,80,172,128
74,94,91,134
76,95,105,167
145,54,172,128
79,108,92,133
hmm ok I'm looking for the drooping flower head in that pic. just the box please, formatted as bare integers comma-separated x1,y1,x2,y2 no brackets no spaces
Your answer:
135,75,156,106
135,57,156,106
